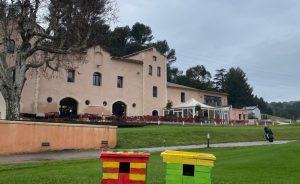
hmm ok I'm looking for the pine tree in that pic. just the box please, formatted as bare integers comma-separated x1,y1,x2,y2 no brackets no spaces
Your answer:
214,68,227,92
223,67,254,108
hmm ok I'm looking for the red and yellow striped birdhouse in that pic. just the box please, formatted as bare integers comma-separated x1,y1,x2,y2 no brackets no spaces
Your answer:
100,151,150,184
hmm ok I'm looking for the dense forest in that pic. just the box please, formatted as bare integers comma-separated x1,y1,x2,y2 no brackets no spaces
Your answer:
269,102,300,120
91,22,299,120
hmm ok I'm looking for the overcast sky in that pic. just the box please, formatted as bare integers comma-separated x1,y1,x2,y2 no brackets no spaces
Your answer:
114,0,300,102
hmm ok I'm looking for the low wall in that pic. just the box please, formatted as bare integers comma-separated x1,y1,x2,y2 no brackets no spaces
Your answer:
0,120,117,154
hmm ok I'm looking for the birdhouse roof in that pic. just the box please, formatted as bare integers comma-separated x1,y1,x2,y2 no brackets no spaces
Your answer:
161,150,216,166
101,150,150,157
100,150,151,163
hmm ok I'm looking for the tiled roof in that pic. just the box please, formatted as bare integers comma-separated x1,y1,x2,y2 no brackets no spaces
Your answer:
167,82,228,96
244,106,259,110
121,47,155,58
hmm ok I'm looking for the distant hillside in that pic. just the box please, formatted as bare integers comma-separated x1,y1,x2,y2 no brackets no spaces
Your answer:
269,101,300,120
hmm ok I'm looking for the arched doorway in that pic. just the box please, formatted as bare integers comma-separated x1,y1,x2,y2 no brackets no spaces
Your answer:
59,97,78,118
112,101,127,116
152,110,158,116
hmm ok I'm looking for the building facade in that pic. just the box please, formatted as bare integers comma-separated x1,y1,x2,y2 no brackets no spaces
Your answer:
0,46,228,119
230,108,248,121
167,83,228,107
244,106,261,120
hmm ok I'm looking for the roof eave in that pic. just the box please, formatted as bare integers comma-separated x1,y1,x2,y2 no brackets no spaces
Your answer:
167,82,228,96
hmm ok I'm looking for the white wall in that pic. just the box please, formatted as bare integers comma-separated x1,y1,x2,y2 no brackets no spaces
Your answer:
0,93,6,119
254,108,261,120
247,108,261,120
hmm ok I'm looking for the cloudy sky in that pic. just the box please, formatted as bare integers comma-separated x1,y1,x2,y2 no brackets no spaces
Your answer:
114,0,300,102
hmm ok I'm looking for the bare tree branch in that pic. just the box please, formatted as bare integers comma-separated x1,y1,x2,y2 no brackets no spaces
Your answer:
46,60,58,71
35,45,67,54
0,0,117,119
26,53,56,69
32,31,57,40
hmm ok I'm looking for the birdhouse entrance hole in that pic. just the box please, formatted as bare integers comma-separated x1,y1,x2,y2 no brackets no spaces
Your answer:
119,162,130,173
183,164,195,176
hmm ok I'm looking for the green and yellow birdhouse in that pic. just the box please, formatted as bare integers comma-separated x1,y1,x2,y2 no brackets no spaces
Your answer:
161,150,216,184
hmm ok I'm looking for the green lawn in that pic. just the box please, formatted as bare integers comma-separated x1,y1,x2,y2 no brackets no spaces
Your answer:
117,124,300,148
1,141,300,184
268,115,290,121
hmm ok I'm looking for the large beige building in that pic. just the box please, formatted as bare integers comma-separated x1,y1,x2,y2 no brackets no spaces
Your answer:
0,46,228,119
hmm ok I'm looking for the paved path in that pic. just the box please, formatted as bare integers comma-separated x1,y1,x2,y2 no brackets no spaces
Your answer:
131,140,294,152
0,140,294,164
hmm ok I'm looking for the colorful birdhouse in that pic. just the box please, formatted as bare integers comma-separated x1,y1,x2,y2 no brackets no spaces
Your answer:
100,151,150,184
161,150,216,184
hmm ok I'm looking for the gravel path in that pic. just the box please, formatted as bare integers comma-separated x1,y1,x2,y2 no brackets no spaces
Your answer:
0,140,294,164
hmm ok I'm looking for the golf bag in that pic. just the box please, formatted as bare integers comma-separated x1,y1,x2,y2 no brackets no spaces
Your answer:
264,126,274,142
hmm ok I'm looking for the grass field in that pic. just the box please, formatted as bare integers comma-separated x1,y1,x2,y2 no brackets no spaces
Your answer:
1,141,300,184
117,124,300,148
268,115,291,121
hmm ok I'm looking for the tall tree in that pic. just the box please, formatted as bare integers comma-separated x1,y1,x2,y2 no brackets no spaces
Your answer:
88,23,111,48
152,40,178,82
106,22,154,56
167,66,182,82
186,65,211,82
106,26,131,56
126,22,153,54
173,65,214,91
130,22,153,45
253,96,273,115
153,40,176,65
214,68,227,92
0,0,116,120
223,67,254,108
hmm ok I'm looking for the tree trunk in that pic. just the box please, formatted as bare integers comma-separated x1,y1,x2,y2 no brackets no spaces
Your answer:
5,93,21,120
1,53,27,120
